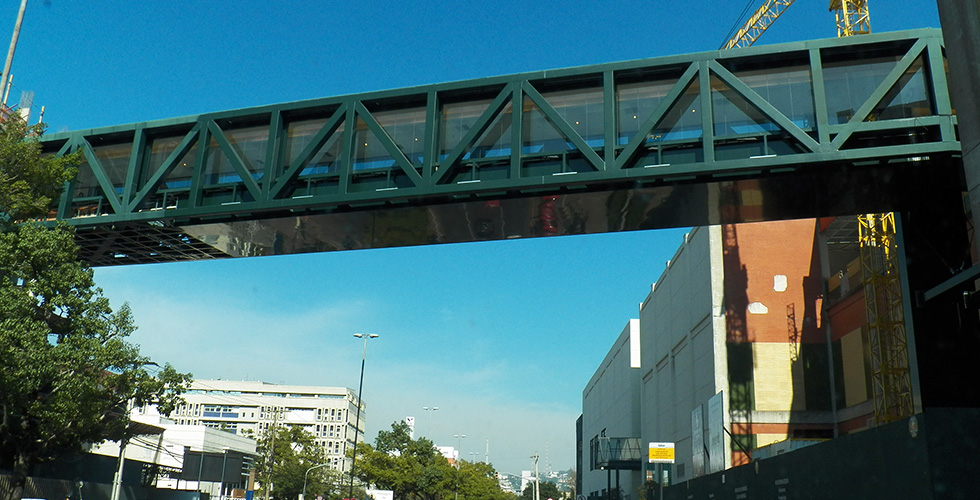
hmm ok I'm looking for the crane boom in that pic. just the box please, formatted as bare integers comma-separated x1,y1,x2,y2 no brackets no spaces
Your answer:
829,0,871,36
721,0,796,50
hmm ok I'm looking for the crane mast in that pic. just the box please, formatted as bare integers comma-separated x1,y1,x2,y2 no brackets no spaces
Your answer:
829,0,871,36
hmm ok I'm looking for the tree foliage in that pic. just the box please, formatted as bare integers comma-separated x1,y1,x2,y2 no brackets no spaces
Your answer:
356,421,514,500
0,118,191,500
0,120,78,226
254,424,339,500
520,481,563,500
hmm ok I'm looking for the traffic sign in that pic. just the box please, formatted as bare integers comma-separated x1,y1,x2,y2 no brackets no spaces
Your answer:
648,442,675,463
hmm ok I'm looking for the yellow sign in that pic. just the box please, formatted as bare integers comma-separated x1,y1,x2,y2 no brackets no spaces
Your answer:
648,442,675,463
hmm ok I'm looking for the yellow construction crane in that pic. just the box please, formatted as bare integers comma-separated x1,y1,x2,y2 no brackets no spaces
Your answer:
721,0,796,49
829,0,871,36
723,0,870,48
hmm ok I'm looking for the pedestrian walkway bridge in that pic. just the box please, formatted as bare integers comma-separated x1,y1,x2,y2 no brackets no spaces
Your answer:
39,29,960,266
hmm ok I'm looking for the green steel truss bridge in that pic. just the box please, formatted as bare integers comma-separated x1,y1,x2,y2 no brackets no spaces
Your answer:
40,28,960,266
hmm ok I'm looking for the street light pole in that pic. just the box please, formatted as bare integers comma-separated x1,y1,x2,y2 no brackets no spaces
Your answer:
453,434,466,500
303,462,330,500
348,333,379,500
422,406,439,437
219,448,229,500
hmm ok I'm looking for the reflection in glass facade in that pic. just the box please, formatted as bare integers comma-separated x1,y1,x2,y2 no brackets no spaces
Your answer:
653,80,701,142
373,107,426,165
92,142,132,193
222,124,269,179
823,55,901,125
869,57,932,121
540,86,604,147
712,76,774,137
469,102,514,159
440,98,494,159
617,79,677,144
522,95,575,155
354,117,396,171
732,66,814,130
204,136,239,185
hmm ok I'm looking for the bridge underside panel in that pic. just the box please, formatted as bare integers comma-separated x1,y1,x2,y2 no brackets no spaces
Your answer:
75,155,962,266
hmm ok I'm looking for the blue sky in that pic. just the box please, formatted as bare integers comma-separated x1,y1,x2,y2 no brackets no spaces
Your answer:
7,0,941,476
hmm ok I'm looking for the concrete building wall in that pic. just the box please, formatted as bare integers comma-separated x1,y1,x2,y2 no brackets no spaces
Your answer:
722,219,834,463
639,226,723,485
581,320,642,500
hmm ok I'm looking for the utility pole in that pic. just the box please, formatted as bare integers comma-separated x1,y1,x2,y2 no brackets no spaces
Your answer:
531,453,540,500
266,408,281,500
0,0,27,115
109,400,133,500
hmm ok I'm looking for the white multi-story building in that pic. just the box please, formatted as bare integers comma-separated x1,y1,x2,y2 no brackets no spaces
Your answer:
169,379,364,471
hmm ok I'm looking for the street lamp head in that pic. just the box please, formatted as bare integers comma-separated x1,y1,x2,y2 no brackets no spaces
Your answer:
353,333,380,339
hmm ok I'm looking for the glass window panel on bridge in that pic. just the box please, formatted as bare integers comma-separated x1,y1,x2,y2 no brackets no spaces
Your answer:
222,123,270,179
282,116,345,198
616,78,678,145
136,132,199,212
70,158,112,217
203,123,265,205
439,97,495,161
731,65,815,130
92,141,133,196
520,93,595,177
629,79,703,168
823,54,902,125
371,106,426,166
352,115,417,192
285,116,328,168
442,100,515,183
869,55,933,121
710,75,809,161
204,136,238,184
539,84,604,148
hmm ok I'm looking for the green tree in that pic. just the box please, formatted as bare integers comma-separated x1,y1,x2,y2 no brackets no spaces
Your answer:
355,421,453,500
457,460,514,500
306,467,350,500
0,120,78,226
356,421,512,500
521,481,562,500
255,424,334,500
0,119,192,500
